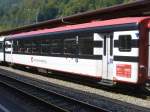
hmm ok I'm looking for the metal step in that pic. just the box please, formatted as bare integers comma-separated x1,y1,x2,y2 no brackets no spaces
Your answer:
98,79,115,86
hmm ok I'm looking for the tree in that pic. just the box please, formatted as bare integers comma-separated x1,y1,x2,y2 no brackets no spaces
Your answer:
0,0,136,31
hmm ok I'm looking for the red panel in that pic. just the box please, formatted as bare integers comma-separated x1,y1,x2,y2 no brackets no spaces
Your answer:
116,64,131,78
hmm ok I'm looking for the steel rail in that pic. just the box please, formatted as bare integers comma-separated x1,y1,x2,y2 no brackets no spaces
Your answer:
0,74,110,112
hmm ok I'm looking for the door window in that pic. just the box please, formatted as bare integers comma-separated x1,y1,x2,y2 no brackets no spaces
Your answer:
119,35,131,52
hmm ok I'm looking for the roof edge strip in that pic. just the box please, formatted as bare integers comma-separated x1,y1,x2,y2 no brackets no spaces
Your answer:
6,23,138,40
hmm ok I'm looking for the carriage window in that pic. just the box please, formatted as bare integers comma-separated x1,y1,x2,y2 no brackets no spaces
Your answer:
32,40,41,55
15,40,21,53
51,39,63,54
0,42,3,52
13,40,18,53
23,40,32,54
119,35,131,52
79,36,93,55
64,38,76,54
41,39,51,55
17,40,23,53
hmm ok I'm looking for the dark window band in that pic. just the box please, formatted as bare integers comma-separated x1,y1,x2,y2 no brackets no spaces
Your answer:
114,39,138,48
114,56,138,62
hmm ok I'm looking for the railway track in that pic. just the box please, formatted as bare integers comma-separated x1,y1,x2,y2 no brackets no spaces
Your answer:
0,74,110,112
45,72,150,99
5,65,150,99
0,67,149,112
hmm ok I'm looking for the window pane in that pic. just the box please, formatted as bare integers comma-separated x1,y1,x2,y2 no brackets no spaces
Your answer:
41,39,51,55
79,36,93,55
16,40,21,53
119,35,131,52
23,40,32,54
110,35,113,56
51,39,63,54
64,38,76,54
13,40,18,53
32,40,41,55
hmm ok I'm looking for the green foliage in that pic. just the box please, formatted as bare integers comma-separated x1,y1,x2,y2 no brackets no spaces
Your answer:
0,0,136,31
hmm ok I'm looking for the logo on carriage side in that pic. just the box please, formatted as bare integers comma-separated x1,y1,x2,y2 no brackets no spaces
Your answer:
31,57,47,64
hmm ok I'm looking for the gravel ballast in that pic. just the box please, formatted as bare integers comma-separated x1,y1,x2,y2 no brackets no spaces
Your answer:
0,65,149,110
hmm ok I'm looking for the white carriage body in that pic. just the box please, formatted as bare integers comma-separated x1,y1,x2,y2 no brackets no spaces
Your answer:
2,17,150,85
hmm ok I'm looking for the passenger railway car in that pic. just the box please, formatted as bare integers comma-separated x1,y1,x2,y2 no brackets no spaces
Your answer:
0,17,150,86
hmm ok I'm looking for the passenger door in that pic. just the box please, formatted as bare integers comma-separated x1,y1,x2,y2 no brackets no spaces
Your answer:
102,34,114,80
